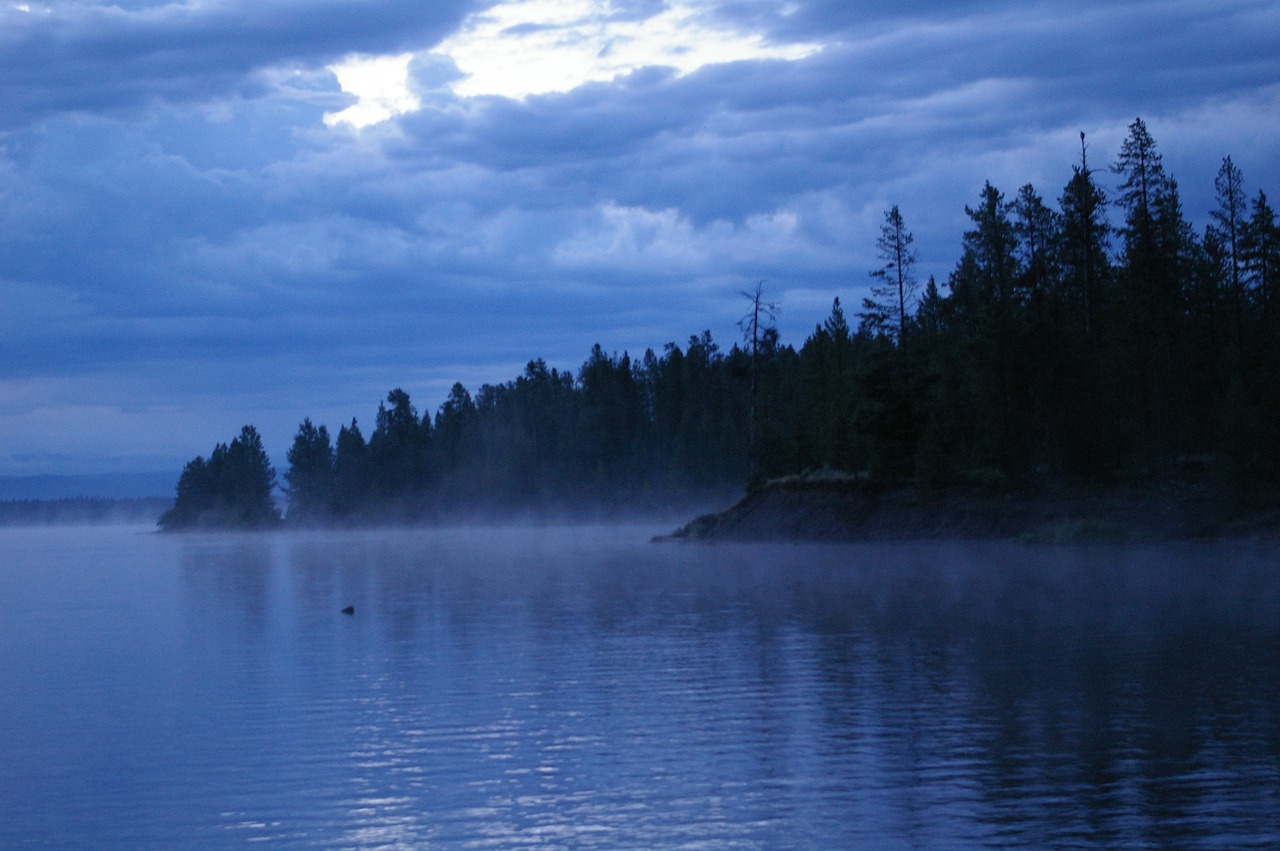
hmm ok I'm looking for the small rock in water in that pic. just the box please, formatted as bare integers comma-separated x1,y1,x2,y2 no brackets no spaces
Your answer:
340,605,355,615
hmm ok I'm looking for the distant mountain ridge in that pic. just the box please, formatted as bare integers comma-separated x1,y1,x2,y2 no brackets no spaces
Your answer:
0,472,176,501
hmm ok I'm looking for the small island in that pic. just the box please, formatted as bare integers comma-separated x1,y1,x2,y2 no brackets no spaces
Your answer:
160,120,1280,538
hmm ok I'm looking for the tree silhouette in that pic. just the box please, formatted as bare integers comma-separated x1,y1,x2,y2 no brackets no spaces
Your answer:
862,205,918,352
1211,156,1247,351
284,418,334,522
738,281,780,454
175,119,1280,530
160,425,279,529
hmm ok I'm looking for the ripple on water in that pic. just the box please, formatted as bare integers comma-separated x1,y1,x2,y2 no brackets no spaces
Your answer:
0,527,1277,847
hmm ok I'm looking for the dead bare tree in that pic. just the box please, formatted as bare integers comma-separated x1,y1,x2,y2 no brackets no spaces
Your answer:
738,280,780,453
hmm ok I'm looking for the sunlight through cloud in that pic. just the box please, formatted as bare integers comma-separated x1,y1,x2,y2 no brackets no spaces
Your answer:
435,0,822,99
324,53,420,128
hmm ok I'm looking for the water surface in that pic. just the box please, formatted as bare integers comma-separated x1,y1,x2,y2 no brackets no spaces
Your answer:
1,525,1277,847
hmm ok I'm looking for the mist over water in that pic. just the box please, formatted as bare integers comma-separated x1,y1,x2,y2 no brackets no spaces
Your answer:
1,525,1277,847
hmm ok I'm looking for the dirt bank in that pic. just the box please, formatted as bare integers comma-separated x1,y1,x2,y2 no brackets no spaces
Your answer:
657,474,1274,543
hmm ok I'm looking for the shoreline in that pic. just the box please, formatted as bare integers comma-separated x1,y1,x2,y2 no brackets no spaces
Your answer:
656,474,1280,544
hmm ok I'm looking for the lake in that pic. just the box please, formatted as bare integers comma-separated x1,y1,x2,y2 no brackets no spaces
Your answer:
1,524,1277,848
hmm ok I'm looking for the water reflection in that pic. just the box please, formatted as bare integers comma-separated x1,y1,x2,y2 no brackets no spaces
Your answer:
166,529,1279,847
178,536,277,640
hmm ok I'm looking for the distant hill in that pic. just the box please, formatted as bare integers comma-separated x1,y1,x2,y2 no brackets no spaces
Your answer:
0,472,176,501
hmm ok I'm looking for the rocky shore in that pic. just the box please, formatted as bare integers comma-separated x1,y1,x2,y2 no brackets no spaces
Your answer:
656,472,1279,543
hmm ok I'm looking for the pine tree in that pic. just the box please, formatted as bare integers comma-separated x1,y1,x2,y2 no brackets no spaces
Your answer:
1059,133,1110,338
284,418,334,522
1111,119,1183,468
799,299,860,473
331,419,369,516
861,205,919,349
1243,190,1279,321
951,182,1025,474
1012,184,1059,299
222,425,280,527
577,345,643,494
1113,117,1166,242
1210,156,1247,351
159,425,280,529
434,383,480,482
368,388,432,505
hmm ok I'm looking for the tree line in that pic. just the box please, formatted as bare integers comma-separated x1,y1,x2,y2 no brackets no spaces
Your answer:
160,118,1280,529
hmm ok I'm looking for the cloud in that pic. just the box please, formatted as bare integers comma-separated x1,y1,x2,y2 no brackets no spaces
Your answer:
325,53,421,127
434,0,820,99
0,0,479,131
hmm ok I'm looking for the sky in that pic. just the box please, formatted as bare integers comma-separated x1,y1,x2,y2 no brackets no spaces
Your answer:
2,0,1279,478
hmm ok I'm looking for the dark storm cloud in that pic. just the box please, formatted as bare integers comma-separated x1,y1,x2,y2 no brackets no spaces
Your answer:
0,0,482,129
710,0,1280,125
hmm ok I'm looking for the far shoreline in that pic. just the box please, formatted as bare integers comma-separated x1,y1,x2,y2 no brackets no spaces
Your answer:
46,473,1270,544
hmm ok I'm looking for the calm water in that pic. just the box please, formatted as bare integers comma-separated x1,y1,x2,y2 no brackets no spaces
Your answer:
0,524,1277,848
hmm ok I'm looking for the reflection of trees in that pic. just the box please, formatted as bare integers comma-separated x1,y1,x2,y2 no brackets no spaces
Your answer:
785,544,1280,846
179,537,275,640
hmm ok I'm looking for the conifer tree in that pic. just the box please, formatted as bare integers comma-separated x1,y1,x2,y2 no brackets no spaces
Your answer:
222,425,280,526
1012,184,1059,299
951,182,1024,473
160,425,279,529
862,205,919,350
1111,119,1183,467
1243,190,1279,321
1059,133,1110,338
284,418,334,522
331,419,369,515
1113,117,1166,242
1210,156,1247,350
434,383,480,481
799,300,856,471
369,388,431,506
578,345,643,492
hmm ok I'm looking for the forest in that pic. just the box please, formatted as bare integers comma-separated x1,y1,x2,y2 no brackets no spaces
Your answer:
159,118,1280,530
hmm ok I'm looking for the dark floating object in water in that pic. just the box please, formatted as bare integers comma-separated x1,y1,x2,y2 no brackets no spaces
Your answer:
340,605,355,615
